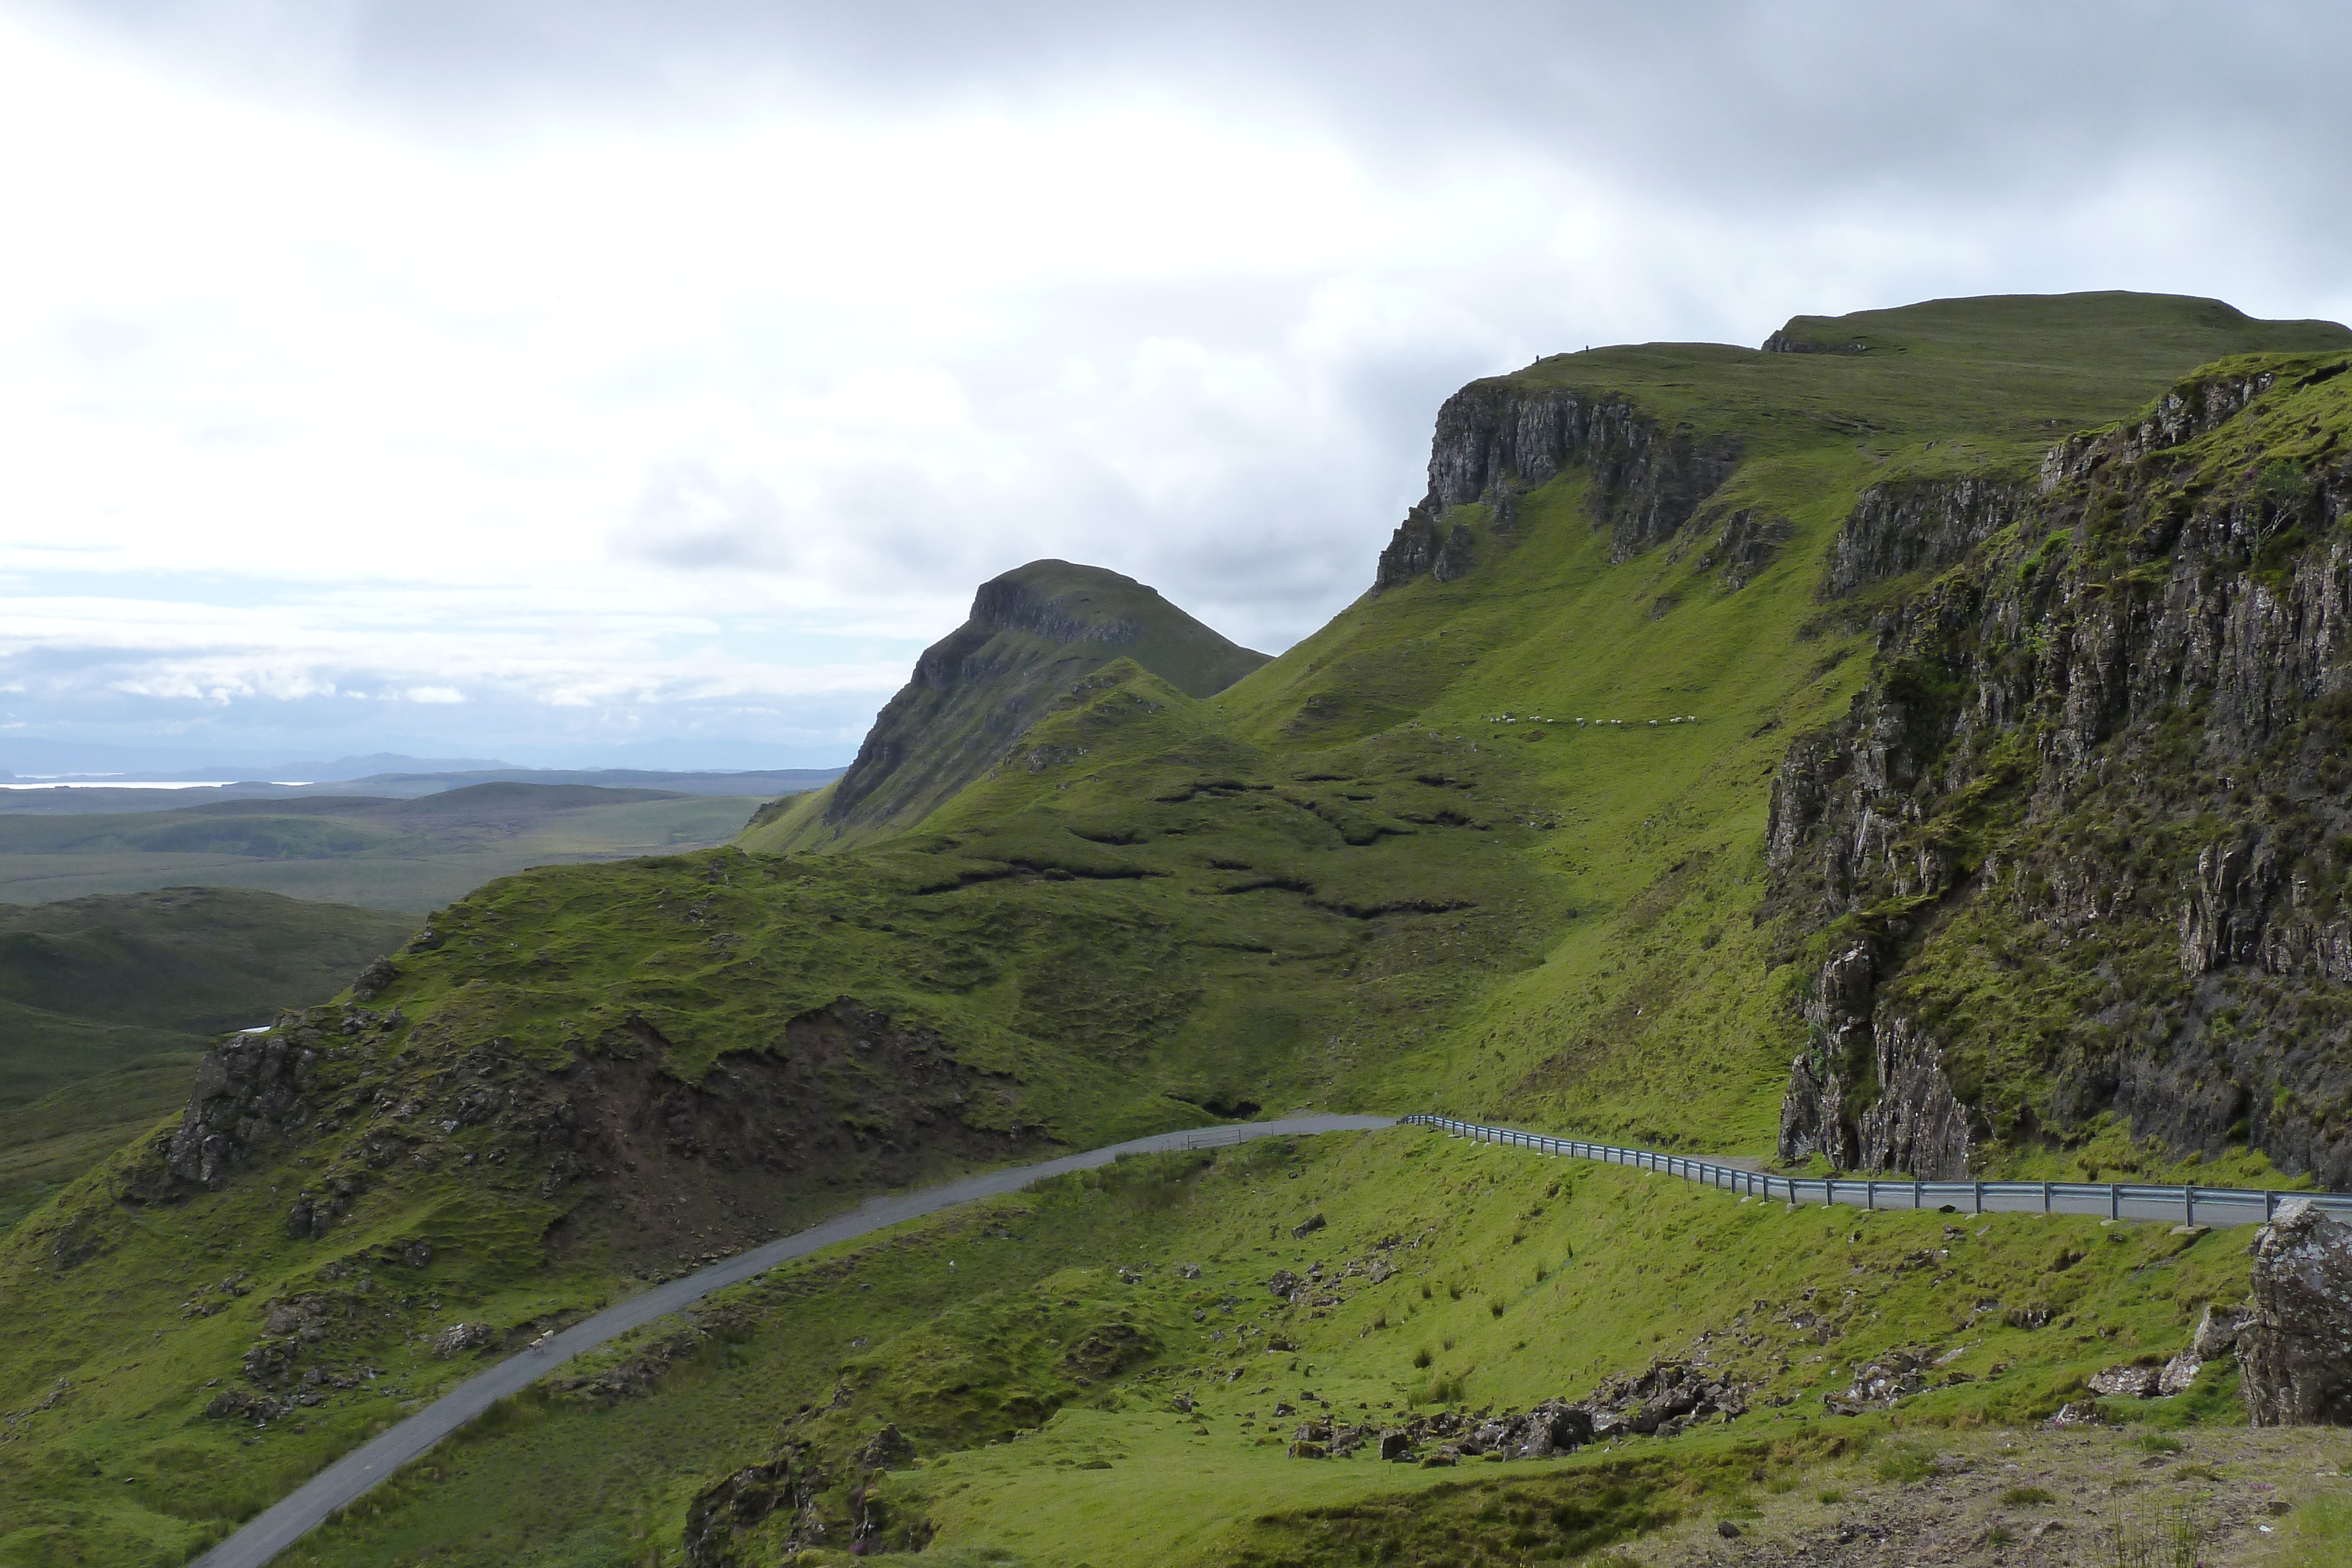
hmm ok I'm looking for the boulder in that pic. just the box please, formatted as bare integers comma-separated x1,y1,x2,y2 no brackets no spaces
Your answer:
349,957,397,1001
1379,1429,1413,1461
2241,1200,2352,1426
1291,1213,1327,1239
1265,1269,1303,1299
1537,1403,1593,1452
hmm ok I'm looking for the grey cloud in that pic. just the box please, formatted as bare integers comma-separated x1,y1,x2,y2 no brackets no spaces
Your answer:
25,4,2352,201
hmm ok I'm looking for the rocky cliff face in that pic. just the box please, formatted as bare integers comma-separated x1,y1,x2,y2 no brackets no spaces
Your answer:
1375,376,1742,589
1823,478,2031,599
816,560,1268,839
1769,354,2352,1182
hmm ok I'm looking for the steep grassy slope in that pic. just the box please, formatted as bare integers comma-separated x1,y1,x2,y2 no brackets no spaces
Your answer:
6,292,2352,1564
752,560,1269,852
0,785,767,911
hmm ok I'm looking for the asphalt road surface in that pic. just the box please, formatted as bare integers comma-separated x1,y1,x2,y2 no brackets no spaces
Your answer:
191,1112,1394,1568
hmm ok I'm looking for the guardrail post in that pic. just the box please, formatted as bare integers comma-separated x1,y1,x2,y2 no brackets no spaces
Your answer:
1973,1181,1984,1214
1866,1179,1875,1211
2266,1191,2280,1221
2185,1187,2196,1226
1826,1178,1836,1208
2110,1183,2120,1221
1912,1178,1922,1210
2042,1181,2052,1215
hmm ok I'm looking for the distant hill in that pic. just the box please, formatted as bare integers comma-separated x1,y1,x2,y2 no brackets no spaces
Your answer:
0,765,845,814
0,781,787,910
743,560,1267,851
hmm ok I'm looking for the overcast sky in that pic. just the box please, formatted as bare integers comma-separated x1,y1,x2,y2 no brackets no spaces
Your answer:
1,2,2347,772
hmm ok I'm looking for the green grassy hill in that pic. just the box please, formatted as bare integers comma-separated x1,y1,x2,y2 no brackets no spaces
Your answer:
0,784,770,912
750,559,1269,852
6,291,2352,1566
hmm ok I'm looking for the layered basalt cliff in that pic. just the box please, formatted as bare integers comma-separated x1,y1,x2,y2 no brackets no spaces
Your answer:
1375,375,1742,588
1823,477,2032,598
1768,354,2352,1183
814,560,1268,840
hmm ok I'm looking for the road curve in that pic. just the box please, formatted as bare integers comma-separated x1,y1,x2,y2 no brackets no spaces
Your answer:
192,1113,1395,1568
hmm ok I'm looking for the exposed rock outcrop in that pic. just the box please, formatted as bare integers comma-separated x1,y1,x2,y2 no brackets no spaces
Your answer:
2241,1200,2352,1426
1825,479,2030,598
683,1455,804,1568
144,992,1039,1276
1375,375,1741,590
165,1022,327,1189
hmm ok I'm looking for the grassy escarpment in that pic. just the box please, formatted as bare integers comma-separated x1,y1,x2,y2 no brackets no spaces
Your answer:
6,291,2352,1563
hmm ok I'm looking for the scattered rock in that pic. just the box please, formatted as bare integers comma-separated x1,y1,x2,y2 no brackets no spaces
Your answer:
430,1322,499,1359
1830,1346,1937,1411
2087,1365,2163,1399
203,1388,290,1423
856,1425,914,1472
1291,1213,1327,1239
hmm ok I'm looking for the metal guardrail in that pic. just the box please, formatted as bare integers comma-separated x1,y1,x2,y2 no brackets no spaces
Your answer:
1402,1114,2352,1226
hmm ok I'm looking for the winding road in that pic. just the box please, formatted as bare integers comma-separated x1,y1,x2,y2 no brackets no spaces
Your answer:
192,1113,1395,1568
193,1107,2343,1565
